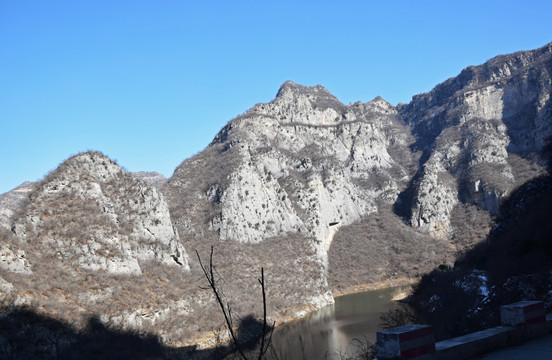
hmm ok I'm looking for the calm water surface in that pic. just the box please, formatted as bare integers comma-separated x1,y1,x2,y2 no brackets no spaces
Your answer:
270,286,407,359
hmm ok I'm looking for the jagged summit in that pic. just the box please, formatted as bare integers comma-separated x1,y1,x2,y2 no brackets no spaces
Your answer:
363,96,396,114
483,40,552,74
270,80,348,120
276,80,333,98
402,41,552,138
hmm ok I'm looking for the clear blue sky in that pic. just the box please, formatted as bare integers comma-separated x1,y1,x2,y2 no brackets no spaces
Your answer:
1,1,551,194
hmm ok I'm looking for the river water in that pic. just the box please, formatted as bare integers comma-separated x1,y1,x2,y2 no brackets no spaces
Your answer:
270,286,407,359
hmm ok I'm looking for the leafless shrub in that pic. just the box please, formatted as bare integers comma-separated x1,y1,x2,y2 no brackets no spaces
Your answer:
449,203,492,248
323,336,376,360
379,304,419,330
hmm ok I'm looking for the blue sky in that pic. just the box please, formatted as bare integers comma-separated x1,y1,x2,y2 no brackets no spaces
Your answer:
1,1,551,194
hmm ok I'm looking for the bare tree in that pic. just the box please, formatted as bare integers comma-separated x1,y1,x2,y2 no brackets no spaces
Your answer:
196,246,274,360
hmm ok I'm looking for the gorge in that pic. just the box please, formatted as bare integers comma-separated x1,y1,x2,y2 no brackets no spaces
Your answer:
1,42,551,358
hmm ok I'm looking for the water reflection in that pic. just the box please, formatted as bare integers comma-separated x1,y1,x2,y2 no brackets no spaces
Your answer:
271,286,406,359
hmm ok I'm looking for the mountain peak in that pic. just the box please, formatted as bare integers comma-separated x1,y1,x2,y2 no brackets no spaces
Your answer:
364,96,396,114
276,80,332,99
49,150,123,184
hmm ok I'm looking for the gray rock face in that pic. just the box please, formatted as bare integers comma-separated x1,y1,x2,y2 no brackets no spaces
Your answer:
163,81,418,317
11,151,189,275
0,243,32,275
399,43,551,237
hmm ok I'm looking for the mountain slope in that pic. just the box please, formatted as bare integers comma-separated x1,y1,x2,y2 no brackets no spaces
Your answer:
165,82,417,251
0,181,35,230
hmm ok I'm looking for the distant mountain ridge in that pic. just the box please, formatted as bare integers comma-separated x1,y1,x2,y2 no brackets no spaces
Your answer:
0,181,35,230
0,42,551,354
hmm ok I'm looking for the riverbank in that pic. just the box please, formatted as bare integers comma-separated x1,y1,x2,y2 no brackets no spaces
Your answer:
271,285,413,359
189,280,416,353
331,276,418,298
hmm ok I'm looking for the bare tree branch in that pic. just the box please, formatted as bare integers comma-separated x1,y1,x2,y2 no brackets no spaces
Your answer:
196,246,275,360
257,267,275,360
196,246,248,360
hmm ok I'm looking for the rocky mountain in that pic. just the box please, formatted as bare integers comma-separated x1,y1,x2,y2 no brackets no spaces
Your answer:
165,82,416,249
399,42,551,238
163,80,455,301
10,152,188,275
0,152,199,354
0,42,551,355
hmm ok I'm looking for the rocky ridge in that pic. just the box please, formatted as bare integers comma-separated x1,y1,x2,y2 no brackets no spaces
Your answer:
0,181,35,230
131,171,168,189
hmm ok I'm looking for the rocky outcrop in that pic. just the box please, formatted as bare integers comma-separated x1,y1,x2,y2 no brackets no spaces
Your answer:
11,151,189,275
0,243,32,275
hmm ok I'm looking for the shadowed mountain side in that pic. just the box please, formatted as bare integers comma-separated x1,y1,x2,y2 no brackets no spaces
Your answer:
0,308,165,360
456,176,552,279
0,308,274,360
409,163,552,340
397,42,551,238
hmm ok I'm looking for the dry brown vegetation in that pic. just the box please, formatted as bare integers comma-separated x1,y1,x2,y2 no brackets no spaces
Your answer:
328,204,454,295
448,203,492,249
1,227,328,351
